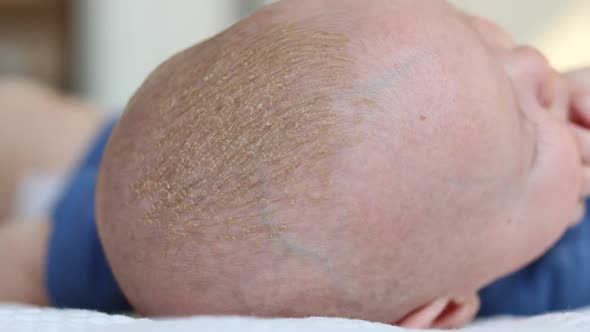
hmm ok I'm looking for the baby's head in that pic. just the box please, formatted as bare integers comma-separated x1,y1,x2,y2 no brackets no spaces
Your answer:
97,0,583,328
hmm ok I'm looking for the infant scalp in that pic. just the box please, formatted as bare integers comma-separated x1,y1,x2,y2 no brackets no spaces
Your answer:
97,10,370,318
125,22,358,241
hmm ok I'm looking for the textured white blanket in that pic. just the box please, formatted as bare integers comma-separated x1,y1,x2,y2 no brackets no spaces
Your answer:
2,306,590,332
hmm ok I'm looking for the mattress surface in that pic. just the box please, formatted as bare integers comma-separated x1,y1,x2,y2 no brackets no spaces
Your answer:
2,305,590,332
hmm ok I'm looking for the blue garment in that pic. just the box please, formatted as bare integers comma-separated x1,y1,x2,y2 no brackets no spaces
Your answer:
46,120,131,312
479,204,590,316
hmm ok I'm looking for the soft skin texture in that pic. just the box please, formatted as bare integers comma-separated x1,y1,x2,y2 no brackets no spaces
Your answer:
97,0,584,328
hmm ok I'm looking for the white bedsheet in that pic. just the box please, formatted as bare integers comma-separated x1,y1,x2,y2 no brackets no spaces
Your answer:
2,305,590,332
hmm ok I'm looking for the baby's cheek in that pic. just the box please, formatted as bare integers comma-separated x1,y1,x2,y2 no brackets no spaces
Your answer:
554,127,582,218
500,122,580,275
533,122,582,230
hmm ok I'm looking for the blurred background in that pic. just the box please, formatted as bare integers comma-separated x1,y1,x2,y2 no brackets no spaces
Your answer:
1,0,589,112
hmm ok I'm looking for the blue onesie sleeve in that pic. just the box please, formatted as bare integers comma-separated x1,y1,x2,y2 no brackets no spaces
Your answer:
479,200,590,317
46,119,131,312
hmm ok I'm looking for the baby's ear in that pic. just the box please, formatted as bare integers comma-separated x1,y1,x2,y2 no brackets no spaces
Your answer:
395,294,480,329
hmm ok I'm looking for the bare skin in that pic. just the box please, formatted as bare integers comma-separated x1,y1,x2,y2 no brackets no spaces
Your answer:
0,78,104,219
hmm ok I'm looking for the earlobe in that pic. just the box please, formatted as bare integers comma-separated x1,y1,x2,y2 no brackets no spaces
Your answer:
430,294,480,329
395,294,480,329
395,297,449,329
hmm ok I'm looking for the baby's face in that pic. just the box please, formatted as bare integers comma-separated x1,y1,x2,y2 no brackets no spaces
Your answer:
453,10,583,283
343,0,584,307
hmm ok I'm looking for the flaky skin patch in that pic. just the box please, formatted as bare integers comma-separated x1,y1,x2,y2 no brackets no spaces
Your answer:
97,13,372,316
105,19,362,248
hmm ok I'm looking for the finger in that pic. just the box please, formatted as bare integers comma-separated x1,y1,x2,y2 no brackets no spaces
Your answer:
549,76,570,123
570,124,590,163
572,93,590,125
567,71,590,126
